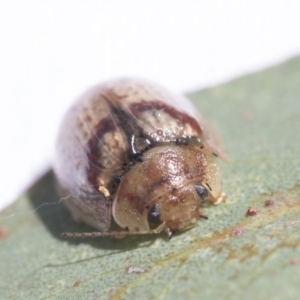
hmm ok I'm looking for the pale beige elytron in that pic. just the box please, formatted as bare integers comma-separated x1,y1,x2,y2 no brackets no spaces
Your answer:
54,78,226,239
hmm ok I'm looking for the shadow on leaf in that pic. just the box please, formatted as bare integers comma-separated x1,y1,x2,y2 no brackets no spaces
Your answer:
27,170,166,250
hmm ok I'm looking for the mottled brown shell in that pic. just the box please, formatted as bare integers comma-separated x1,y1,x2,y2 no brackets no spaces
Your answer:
54,78,226,237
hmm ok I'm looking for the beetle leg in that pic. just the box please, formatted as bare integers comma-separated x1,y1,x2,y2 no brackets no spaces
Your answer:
199,213,208,219
150,222,167,234
213,192,227,204
165,227,174,240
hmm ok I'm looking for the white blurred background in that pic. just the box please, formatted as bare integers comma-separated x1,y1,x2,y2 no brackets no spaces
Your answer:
1,0,300,211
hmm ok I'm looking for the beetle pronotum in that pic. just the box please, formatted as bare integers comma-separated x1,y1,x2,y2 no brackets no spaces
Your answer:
54,78,226,239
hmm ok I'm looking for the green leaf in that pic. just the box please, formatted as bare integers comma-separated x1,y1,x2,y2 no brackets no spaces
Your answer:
1,57,300,300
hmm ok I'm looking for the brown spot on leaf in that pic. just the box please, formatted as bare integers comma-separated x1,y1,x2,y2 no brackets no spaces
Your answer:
246,207,259,217
231,227,244,237
264,200,275,207
227,243,258,263
0,227,8,239
242,112,253,121
73,280,81,288
290,258,299,266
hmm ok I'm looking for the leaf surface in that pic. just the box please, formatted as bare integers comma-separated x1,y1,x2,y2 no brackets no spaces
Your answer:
1,57,300,300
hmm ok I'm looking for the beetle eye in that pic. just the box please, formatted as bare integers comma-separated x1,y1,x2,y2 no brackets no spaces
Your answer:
148,204,161,223
195,185,208,201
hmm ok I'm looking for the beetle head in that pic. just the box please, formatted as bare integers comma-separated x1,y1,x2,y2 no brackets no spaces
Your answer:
112,145,224,236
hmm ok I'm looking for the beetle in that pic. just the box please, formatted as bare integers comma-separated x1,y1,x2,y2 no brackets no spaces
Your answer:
54,78,226,239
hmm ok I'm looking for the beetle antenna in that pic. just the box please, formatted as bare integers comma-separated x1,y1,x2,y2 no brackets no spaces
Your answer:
61,222,167,238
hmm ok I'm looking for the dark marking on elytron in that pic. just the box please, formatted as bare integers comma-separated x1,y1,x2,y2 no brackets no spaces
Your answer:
106,98,155,165
112,176,121,187
128,152,141,162
86,99,154,190
110,103,146,142
128,100,203,136
86,117,117,190
84,114,93,123
128,135,146,163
